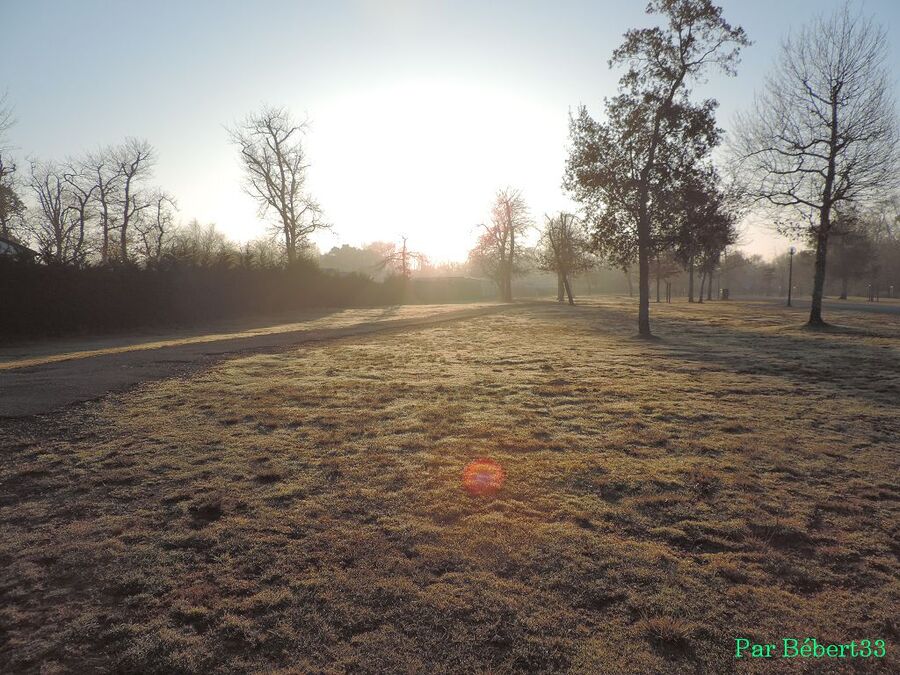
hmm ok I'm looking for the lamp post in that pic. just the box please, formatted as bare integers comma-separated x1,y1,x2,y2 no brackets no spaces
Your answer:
787,246,796,307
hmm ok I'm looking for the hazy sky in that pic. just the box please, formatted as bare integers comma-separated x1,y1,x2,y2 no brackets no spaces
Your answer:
3,0,899,262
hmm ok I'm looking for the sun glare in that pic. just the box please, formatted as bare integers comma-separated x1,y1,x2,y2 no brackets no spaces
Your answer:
308,78,566,262
462,458,506,497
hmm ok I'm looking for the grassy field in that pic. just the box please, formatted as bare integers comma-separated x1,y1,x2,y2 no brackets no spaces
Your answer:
1,299,898,673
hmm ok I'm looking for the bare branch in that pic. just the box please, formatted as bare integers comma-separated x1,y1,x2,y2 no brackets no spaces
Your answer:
228,106,326,265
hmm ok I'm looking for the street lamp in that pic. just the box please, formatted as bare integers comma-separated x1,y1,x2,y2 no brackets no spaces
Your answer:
787,246,796,307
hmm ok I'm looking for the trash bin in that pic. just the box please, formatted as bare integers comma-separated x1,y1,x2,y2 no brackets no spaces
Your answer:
719,288,730,300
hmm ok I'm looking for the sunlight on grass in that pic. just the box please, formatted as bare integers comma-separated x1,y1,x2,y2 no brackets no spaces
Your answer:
1,300,897,672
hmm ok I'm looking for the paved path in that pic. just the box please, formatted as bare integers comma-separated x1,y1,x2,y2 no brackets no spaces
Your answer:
0,304,509,418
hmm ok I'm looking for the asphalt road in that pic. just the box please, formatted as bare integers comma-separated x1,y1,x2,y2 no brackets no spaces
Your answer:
0,304,508,418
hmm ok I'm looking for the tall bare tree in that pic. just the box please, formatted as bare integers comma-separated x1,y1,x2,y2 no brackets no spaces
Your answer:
62,161,98,264
28,160,85,264
83,146,121,264
378,236,427,280
537,213,593,305
732,4,900,326
469,188,530,302
567,0,748,336
134,189,177,265
0,160,25,242
229,106,325,265
0,91,25,241
116,138,154,262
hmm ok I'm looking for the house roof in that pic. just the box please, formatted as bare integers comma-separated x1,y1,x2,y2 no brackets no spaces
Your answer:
0,236,38,258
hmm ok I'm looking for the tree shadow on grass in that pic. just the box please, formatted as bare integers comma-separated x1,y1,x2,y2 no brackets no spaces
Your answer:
576,302,900,407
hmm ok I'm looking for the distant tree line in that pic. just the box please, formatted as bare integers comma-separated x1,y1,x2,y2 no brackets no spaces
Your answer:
0,101,331,270
0,258,377,338
3,1,899,338
0,248,490,339
0,98,486,339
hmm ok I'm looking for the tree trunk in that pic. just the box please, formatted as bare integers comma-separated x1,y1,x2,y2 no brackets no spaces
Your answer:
557,272,565,303
809,215,830,326
809,97,840,326
286,231,296,266
688,256,695,302
624,267,634,297
707,273,713,301
75,210,86,268
507,226,515,302
498,248,509,302
656,256,661,303
637,236,650,335
563,274,574,305
120,224,128,261
697,272,705,304
840,275,848,300
120,186,131,263
100,204,109,265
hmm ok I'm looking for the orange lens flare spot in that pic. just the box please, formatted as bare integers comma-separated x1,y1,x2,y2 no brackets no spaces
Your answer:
462,458,505,497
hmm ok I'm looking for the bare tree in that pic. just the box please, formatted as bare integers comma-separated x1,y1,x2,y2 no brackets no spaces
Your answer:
537,213,593,304
0,91,13,149
134,189,177,265
239,236,286,269
468,188,530,302
732,3,900,325
0,160,25,241
0,91,25,241
27,160,85,264
62,161,99,265
116,138,154,262
229,106,325,265
167,220,237,268
378,236,428,280
83,146,121,264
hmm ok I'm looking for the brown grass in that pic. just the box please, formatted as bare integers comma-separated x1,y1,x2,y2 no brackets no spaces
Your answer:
1,299,898,673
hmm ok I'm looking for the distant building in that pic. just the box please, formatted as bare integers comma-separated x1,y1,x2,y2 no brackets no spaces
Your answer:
0,237,38,260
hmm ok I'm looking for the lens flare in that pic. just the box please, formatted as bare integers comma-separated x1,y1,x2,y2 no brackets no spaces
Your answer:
462,458,505,497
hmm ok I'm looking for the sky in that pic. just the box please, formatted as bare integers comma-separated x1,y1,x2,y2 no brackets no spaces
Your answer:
2,0,899,263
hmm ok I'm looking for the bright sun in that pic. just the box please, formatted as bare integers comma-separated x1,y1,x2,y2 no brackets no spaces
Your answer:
305,78,569,262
